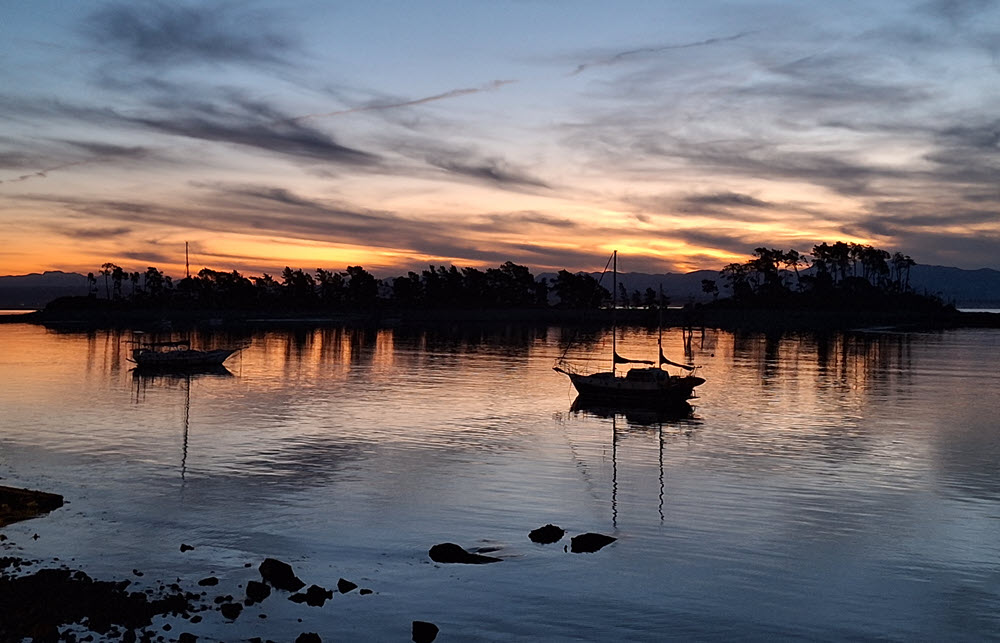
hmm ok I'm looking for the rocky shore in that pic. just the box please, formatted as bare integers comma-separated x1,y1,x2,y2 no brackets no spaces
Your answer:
2,486,616,642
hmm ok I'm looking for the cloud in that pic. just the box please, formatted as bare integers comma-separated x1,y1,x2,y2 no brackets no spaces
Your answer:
571,31,756,75
121,93,380,165
426,156,550,188
58,226,134,239
294,80,518,121
84,2,294,67
683,192,773,209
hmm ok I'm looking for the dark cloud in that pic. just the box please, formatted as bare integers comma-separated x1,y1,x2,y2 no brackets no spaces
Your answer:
61,141,153,160
426,156,550,188
121,94,380,166
295,80,518,121
84,3,294,67
58,226,133,240
0,151,37,169
571,31,756,75
683,192,773,209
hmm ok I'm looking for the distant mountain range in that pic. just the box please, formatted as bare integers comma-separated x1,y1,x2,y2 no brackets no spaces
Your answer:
0,271,89,309
2,265,999,310
539,264,1000,309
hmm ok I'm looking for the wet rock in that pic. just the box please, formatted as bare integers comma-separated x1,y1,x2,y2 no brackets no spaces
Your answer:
412,620,440,643
258,558,305,591
528,524,565,544
289,584,333,607
246,580,271,603
359,588,373,595
0,567,198,641
177,634,197,643
197,577,218,586
337,578,357,594
428,543,502,564
179,544,194,552
0,485,64,527
569,532,617,553
295,634,321,643
219,602,243,620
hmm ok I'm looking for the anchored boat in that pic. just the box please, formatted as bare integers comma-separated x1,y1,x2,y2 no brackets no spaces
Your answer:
129,339,240,368
554,250,705,407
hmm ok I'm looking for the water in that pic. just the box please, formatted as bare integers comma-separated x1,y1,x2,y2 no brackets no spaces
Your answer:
2,323,1000,641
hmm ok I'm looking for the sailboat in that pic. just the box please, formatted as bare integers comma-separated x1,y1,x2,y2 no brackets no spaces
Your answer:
554,250,705,407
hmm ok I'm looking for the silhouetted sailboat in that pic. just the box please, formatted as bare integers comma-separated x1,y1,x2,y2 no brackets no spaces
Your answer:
128,339,240,368
554,250,705,407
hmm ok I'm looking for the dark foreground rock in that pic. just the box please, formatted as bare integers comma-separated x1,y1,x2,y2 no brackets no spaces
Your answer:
0,485,64,527
412,620,439,643
428,543,502,564
337,578,358,594
296,633,322,643
259,557,306,591
0,566,199,641
290,584,333,607
570,532,617,553
528,524,565,544
245,579,272,604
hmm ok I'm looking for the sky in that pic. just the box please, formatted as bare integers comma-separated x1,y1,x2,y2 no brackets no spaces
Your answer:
2,0,999,278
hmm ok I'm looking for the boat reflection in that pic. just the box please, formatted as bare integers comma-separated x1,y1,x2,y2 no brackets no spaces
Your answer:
568,397,701,527
570,396,698,428
130,363,234,382
130,365,234,482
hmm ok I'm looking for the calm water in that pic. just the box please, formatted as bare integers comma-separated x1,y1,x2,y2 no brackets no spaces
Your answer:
2,322,999,641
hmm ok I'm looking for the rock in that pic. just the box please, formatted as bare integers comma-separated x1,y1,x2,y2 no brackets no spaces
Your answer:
412,620,440,643
245,580,271,603
528,524,565,544
359,588,373,595
0,567,200,641
569,532,617,553
197,577,218,586
219,602,242,620
428,543,502,564
258,558,305,591
295,634,321,643
289,584,333,607
336,578,357,594
0,485,64,528
179,544,194,553
177,634,197,643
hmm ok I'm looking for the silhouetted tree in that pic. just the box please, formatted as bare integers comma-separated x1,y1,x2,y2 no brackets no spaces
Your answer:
344,265,378,307
701,279,719,300
552,270,609,308
100,262,118,299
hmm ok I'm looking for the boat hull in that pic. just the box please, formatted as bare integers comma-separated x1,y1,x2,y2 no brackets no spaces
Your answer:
131,348,237,368
564,370,704,407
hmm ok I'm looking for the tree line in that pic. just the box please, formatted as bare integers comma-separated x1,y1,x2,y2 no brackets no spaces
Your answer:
72,241,939,314
702,241,933,310
78,261,615,311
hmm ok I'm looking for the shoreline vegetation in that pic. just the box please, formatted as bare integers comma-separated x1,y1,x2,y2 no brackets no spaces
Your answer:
1,241,998,329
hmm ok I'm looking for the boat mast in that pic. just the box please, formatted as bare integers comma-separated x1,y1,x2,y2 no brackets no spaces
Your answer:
658,285,664,369
612,250,617,373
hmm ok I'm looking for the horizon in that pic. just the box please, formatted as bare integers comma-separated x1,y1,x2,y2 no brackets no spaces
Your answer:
3,2,999,277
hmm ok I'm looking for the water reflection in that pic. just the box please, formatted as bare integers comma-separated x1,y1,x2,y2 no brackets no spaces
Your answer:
2,323,1000,640
569,397,698,428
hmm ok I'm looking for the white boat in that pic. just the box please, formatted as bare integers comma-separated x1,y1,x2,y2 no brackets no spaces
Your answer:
554,251,705,407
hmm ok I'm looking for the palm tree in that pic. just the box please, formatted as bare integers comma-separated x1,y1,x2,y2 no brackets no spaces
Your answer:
99,263,117,299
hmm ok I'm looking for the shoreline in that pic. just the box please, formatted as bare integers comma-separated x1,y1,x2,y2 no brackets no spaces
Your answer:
2,306,998,331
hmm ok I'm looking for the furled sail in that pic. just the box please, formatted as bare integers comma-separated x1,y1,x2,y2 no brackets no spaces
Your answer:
659,349,696,371
614,351,654,365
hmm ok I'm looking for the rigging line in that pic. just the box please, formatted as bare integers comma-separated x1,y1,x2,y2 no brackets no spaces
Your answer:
556,250,616,362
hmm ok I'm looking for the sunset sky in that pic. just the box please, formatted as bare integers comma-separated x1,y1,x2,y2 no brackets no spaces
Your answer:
2,0,999,278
